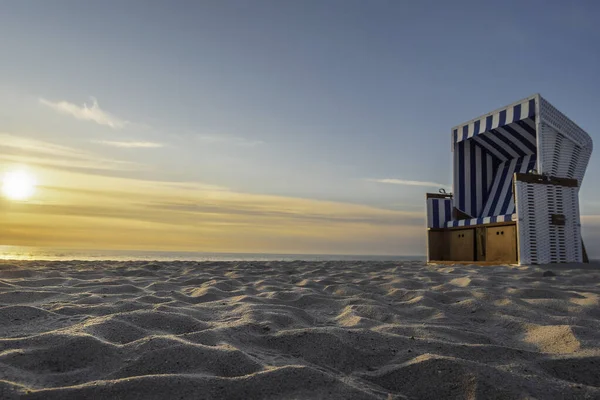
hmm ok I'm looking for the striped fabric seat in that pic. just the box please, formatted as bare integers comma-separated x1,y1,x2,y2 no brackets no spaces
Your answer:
446,214,515,228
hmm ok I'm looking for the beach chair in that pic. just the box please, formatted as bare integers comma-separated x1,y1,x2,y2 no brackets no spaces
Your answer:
426,94,593,265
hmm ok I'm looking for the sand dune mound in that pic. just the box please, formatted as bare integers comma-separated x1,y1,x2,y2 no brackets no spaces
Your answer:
1,260,599,399
184,286,231,302
0,334,123,388
48,301,149,317
0,290,62,304
257,329,395,374
109,343,263,379
81,317,149,344
89,284,143,295
0,305,55,325
22,366,379,400
9,278,67,288
0,334,119,373
0,306,64,338
114,310,209,334
523,324,581,354
538,355,600,387
449,277,472,287
360,353,533,399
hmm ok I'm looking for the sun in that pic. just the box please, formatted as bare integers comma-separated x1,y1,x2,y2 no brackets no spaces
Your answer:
1,170,37,201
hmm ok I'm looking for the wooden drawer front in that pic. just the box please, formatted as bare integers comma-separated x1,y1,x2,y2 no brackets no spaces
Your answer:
486,225,517,263
428,230,449,261
449,229,474,261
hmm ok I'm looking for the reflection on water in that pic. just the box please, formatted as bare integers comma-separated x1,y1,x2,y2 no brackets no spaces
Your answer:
0,246,425,262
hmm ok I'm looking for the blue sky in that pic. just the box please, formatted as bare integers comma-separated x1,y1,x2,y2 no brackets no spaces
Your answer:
1,1,599,255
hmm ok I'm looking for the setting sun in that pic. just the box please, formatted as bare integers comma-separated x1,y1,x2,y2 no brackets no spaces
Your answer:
1,170,37,200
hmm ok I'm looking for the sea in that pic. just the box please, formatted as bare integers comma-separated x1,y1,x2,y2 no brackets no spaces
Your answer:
0,246,426,262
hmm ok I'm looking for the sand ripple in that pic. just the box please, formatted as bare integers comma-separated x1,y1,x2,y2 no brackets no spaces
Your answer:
1,260,599,399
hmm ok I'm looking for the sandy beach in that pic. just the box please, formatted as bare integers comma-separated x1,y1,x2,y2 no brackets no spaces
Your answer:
1,260,599,399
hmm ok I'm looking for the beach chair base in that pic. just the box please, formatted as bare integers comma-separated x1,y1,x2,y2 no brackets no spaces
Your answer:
427,173,587,266
427,222,518,265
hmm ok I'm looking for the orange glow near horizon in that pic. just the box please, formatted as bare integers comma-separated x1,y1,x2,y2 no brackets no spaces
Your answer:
0,164,425,255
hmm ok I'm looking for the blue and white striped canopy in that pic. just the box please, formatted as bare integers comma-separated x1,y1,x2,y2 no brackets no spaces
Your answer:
453,97,536,148
452,96,538,219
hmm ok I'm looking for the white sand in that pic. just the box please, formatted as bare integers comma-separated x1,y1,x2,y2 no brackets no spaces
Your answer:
1,260,599,399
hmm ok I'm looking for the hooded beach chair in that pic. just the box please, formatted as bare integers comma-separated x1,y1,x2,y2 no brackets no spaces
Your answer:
426,94,593,265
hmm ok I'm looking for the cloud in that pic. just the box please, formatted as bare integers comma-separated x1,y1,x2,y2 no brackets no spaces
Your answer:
146,201,424,227
193,133,263,147
581,215,600,225
368,178,450,189
93,140,163,148
39,97,128,129
0,133,142,172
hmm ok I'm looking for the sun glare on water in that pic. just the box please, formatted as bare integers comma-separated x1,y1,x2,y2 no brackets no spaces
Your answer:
1,170,37,201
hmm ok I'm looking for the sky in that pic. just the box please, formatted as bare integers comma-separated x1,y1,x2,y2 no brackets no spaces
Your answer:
0,0,599,256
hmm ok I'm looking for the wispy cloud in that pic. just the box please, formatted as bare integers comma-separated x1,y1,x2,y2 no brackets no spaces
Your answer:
581,215,600,224
0,133,141,172
368,178,450,189
93,140,163,148
194,133,263,147
39,97,128,129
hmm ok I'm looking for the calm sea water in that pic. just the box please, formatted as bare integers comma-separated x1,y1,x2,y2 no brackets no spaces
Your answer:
0,246,425,262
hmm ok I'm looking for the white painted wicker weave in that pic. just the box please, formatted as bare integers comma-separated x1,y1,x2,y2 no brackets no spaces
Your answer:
537,96,593,184
513,95,592,264
515,180,582,264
